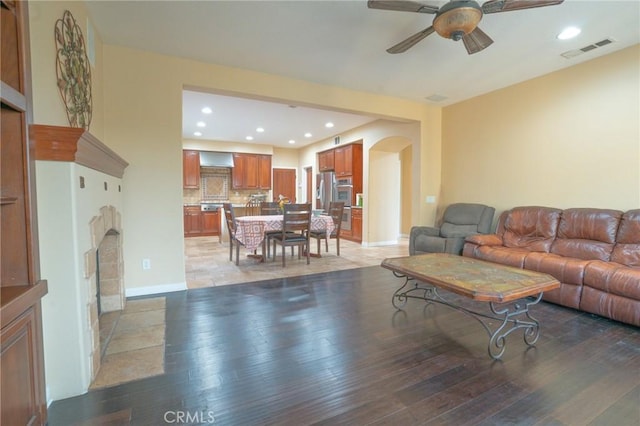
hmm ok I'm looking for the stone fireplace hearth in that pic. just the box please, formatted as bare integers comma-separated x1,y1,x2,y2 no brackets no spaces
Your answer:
84,205,124,379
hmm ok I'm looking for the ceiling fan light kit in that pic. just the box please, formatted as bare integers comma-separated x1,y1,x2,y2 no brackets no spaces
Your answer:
368,0,565,54
433,1,482,41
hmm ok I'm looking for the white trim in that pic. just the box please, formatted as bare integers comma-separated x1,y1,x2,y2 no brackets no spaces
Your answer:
364,239,399,247
125,282,187,297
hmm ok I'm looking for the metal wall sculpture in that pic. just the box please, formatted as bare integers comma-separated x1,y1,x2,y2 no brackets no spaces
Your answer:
55,10,93,130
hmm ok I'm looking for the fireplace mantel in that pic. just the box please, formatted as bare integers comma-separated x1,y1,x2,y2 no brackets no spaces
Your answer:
30,124,129,178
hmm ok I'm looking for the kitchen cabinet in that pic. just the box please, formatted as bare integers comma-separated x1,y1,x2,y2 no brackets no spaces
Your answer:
183,150,200,189
318,150,335,172
184,207,220,237
335,143,362,178
201,211,220,236
257,155,272,189
1,1,48,424
183,206,202,236
232,153,271,190
351,208,362,243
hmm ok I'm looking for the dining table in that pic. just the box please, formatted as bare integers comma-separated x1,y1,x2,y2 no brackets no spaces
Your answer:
235,214,335,259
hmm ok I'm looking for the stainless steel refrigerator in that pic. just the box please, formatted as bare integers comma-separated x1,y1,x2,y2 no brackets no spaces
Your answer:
315,172,336,212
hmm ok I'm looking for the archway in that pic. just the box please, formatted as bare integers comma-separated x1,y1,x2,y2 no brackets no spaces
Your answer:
367,136,413,246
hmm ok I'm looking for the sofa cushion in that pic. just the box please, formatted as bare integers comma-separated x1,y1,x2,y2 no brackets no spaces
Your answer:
474,246,531,268
502,207,562,252
582,260,640,326
551,208,622,261
524,252,588,309
440,223,479,238
584,260,640,301
611,209,640,267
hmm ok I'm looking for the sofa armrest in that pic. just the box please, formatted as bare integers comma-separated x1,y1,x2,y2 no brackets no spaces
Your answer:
409,226,441,255
465,234,503,246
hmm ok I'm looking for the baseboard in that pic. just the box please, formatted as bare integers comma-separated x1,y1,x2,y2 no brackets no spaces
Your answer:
364,240,399,247
125,282,187,298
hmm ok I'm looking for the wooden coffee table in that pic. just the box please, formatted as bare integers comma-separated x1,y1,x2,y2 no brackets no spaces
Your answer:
381,253,560,359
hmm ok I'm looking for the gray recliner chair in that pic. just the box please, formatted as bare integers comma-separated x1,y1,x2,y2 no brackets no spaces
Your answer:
409,203,495,256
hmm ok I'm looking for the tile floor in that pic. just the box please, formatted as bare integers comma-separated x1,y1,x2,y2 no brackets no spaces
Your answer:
92,236,409,388
185,235,410,289
91,297,166,389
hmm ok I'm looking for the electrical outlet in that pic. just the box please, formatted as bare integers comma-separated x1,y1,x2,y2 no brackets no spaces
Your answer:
142,259,151,270
426,196,436,204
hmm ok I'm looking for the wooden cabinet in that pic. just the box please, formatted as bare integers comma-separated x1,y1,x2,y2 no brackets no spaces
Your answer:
351,208,362,243
201,211,220,236
183,206,202,236
232,153,271,190
231,153,247,189
318,150,334,172
184,207,220,237
257,155,272,189
183,150,200,189
335,143,362,178
1,1,48,424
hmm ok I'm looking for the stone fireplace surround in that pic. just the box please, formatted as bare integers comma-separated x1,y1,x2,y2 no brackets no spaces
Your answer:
85,206,124,378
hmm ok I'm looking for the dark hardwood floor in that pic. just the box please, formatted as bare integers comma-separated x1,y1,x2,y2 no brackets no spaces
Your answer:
48,266,639,425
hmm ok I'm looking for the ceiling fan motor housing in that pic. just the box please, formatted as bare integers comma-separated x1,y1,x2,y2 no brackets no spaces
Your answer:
433,0,483,41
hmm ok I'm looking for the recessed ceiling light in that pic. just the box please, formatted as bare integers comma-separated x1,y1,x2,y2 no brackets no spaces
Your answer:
194,131,202,136
256,127,264,133
246,136,253,141
288,140,296,144
201,107,212,114
304,132,312,138
558,26,581,40
325,122,334,128
196,121,206,128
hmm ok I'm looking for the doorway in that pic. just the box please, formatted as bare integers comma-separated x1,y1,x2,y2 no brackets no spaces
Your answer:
273,168,296,202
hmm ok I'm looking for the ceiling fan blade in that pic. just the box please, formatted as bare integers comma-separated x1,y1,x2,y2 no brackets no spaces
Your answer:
482,0,564,14
462,26,494,54
367,0,439,14
386,26,435,54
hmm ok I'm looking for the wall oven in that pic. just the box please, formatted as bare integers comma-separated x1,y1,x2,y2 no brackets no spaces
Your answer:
335,177,353,207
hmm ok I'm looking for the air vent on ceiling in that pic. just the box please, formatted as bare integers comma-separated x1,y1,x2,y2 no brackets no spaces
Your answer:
425,94,448,102
561,38,616,59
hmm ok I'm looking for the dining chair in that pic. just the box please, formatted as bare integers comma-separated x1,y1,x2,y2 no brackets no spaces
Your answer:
223,203,244,265
261,201,281,258
260,201,281,215
309,201,344,256
245,198,261,216
271,203,312,267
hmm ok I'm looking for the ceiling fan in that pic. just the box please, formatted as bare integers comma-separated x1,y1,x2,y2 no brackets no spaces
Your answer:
368,0,565,54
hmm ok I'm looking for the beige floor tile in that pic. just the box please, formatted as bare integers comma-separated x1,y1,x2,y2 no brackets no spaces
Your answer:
90,346,164,390
124,297,166,313
114,309,165,333
184,236,409,289
105,324,165,355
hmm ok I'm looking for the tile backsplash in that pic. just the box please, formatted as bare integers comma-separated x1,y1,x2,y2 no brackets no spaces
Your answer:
183,167,272,205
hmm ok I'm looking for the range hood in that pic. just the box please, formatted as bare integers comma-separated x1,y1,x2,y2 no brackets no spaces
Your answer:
199,151,234,168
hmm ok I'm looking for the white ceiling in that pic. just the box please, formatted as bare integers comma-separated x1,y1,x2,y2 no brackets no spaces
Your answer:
85,0,640,148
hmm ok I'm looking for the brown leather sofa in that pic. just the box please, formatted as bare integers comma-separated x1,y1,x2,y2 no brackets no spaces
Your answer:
463,206,640,326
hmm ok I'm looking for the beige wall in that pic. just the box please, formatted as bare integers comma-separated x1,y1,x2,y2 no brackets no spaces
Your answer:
29,1,104,138
98,44,439,293
442,45,640,219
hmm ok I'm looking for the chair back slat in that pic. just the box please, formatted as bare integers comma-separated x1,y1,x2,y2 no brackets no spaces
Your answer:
329,202,345,234
283,203,312,234
261,201,280,216
245,198,261,216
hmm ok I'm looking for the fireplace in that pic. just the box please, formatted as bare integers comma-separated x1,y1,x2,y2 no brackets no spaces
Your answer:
85,206,125,379
31,124,129,398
